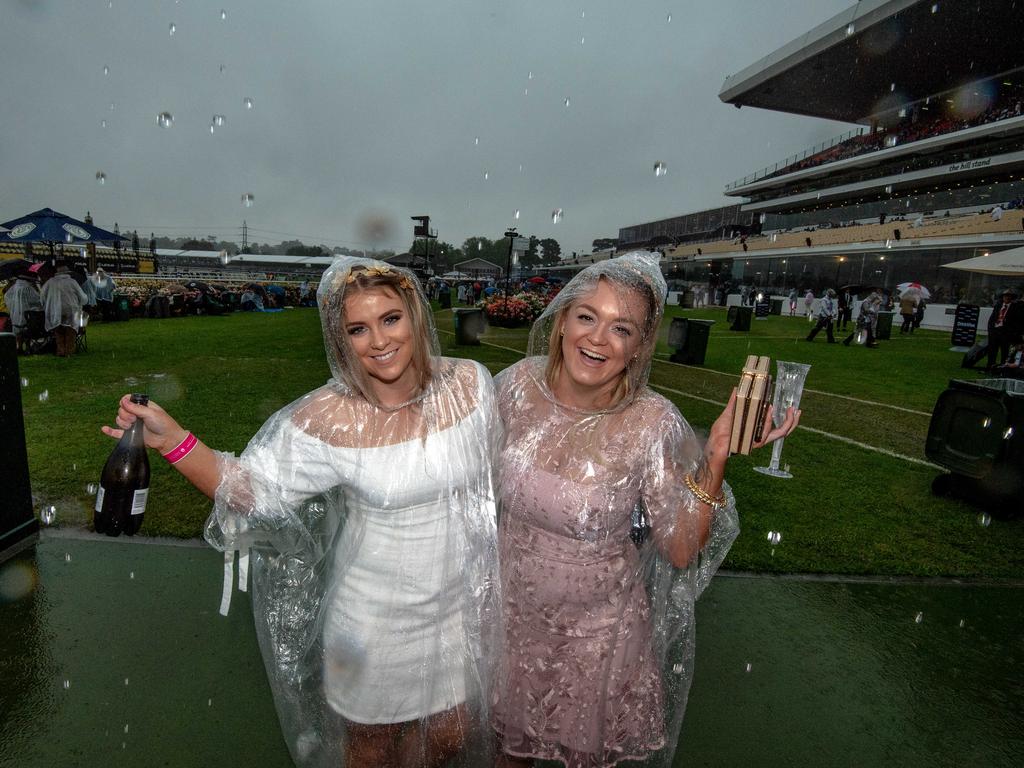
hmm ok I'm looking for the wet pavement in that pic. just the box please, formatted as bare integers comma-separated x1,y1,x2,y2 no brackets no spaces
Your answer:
1,535,1021,768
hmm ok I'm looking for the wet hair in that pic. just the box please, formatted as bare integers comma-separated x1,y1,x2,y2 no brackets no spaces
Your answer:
544,274,659,406
330,266,433,403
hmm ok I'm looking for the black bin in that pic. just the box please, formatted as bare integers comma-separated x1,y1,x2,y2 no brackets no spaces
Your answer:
0,334,38,563
927,378,1024,511
755,301,770,319
875,311,894,340
669,318,715,365
730,305,752,332
113,293,131,321
453,308,485,346
439,292,452,309
770,298,783,315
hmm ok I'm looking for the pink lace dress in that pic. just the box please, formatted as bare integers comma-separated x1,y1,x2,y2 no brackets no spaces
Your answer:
492,358,738,768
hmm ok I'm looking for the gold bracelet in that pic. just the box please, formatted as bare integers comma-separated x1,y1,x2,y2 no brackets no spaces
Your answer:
684,473,726,510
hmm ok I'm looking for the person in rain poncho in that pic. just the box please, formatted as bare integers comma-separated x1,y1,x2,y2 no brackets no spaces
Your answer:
102,256,501,768
491,252,799,768
93,267,116,302
40,264,88,357
842,290,884,348
4,273,43,352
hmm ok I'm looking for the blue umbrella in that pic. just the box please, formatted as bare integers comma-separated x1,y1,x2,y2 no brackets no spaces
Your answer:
1,208,126,245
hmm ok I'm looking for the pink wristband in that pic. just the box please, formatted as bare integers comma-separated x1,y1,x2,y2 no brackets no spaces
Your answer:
163,432,198,464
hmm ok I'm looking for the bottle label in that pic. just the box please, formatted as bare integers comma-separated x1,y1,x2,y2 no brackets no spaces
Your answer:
95,486,105,513
131,488,149,516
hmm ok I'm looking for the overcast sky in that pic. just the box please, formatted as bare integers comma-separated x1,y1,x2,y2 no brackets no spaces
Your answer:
0,0,854,255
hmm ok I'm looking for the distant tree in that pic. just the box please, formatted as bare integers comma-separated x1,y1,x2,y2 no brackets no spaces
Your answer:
538,238,561,265
182,239,215,251
286,244,327,257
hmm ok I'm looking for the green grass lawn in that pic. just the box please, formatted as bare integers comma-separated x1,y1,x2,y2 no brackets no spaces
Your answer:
18,305,1023,579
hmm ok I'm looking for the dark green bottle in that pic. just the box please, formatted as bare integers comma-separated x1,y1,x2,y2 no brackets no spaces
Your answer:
95,393,150,537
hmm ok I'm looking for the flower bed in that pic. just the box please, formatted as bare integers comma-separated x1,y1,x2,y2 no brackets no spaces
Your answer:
480,294,535,327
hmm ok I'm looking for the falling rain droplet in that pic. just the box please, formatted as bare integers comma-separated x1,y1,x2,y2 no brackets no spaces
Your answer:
528,71,533,80
109,102,116,112
914,611,924,624
20,377,28,388
100,119,107,128
766,530,782,546
41,506,56,525
653,161,667,177
581,9,585,18
580,37,585,45
244,97,254,110
157,112,173,128
209,124,216,135
96,171,106,186
514,209,520,220
86,483,98,495
213,114,226,127
890,82,896,92
518,164,523,173
483,171,489,181
551,208,563,224
885,135,898,148
220,9,227,21
130,571,135,580
103,65,109,76
672,662,683,674
64,553,72,563
241,193,254,208
885,184,893,194
564,97,571,107
219,64,226,74
63,679,71,689
125,678,130,686
846,23,855,36
208,698,213,707
38,390,49,402
169,23,176,36
124,724,129,734
477,242,482,251
958,618,965,628
977,512,992,527
744,662,752,673
931,3,939,12
474,136,479,146
668,13,673,23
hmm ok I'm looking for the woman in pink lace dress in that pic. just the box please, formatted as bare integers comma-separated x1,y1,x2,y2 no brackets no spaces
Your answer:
492,253,799,768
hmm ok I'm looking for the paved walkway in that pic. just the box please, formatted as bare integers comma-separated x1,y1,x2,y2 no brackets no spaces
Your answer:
1,536,1020,767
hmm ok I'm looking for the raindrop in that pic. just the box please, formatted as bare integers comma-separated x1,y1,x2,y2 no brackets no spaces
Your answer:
898,108,906,118
63,679,71,689
885,239,892,249
1002,426,1014,439
977,512,992,527
514,209,520,220
125,678,130,686
64,553,72,563
564,97,571,107
208,698,213,707
653,161,667,177
109,102,116,112
86,483,98,495
958,618,965,628
581,37,585,45
884,135,898,148
884,184,893,194
914,611,924,624
213,114,226,127
41,506,56,526
518,164,523,173
38,390,49,402
100,120,107,129
931,3,939,12
103,65,109,76
581,9,585,18
524,88,528,96
846,23,854,36
209,124,216,135
483,171,489,181
96,171,106,186
744,662,752,673
982,416,992,428
220,9,227,21
672,662,683,674
130,571,135,580
20,377,28,387
241,193,254,208
157,112,174,128
244,97,254,110
474,136,479,146
551,208,563,224
477,242,482,251
890,82,896,92
169,23,176,36
124,723,129,734
668,13,673,23
528,71,533,80
766,530,782,546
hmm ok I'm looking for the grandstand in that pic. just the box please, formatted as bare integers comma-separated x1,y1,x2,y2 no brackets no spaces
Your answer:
593,0,1024,314
152,249,333,283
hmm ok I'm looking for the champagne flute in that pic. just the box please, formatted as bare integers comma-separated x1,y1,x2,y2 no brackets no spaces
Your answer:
754,360,810,479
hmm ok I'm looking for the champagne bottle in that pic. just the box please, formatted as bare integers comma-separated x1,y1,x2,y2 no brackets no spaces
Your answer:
95,393,151,537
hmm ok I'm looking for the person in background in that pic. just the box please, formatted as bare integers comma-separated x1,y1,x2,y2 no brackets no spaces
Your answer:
913,296,927,331
803,288,815,318
788,287,798,316
806,288,837,343
40,263,88,357
843,290,883,348
837,288,853,331
93,267,116,320
299,280,311,306
4,272,43,354
457,282,468,305
986,288,1024,369
899,290,919,334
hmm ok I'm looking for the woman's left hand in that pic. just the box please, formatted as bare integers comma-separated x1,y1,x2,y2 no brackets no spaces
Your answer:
705,388,801,471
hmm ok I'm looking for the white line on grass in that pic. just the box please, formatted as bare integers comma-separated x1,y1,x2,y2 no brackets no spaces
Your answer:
437,324,939,468
652,354,932,417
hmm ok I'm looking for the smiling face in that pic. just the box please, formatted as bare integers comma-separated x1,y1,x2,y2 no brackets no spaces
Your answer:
342,286,419,405
551,277,649,409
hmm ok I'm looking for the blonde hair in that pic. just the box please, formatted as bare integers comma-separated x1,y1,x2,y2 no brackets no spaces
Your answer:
329,267,432,402
544,275,659,408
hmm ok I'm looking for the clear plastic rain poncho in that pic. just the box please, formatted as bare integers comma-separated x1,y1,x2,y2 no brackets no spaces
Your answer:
203,256,501,767
492,252,739,768
4,276,42,331
39,271,88,331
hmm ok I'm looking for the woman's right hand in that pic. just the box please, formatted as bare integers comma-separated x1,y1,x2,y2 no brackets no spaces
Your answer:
101,395,188,455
